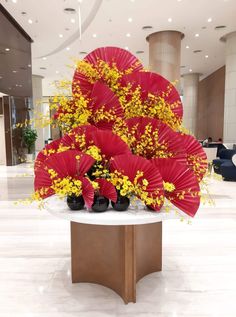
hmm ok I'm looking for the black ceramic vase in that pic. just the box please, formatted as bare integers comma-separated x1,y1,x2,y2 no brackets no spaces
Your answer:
91,195,109,212
67,195,85,211
111,193,130,211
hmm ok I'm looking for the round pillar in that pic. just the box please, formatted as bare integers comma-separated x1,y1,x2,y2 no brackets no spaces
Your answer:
32,75,44,152
146,31,183,88
221,32,236,143
182,73,200,136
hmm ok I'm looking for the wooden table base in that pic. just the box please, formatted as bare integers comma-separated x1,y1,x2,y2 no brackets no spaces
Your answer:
71,221,162,304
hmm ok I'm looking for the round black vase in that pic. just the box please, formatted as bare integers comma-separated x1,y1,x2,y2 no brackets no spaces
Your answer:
91,195,109,212
67,195,85,211
111,194,130,211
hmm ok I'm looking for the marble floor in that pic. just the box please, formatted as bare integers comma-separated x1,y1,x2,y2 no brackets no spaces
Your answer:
0,164,236,317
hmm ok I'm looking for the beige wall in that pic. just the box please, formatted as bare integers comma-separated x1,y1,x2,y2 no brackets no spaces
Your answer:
197,66,225,141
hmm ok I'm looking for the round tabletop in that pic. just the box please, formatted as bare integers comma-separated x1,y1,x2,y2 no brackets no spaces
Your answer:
44,195,185,226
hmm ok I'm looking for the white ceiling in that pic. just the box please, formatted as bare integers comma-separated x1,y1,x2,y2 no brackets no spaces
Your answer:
1,0,236,95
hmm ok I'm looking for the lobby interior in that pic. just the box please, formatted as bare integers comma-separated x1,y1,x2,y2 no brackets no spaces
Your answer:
1,0,236,316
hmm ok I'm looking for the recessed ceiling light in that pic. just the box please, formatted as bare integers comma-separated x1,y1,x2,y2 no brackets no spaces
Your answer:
168,18,172,22
56,71,59,74
59,34,63,38
142,25,153,30
205,55,209,58
126,33,131,37
42,57,47,60
28,19,33,24
12,0,17,3
12,70,17,73
66,47,70,51
0,76,3,79
207,17,212,22
195,33,199,37
189,69,193,72
71,18,76,23
78,0,83,3
92,33,97,38
177,0,182,2
186,45,190,49
64,8,76,14
130,0,135,2
5,48,10,51
28,64,31,68
128,17,133,22
125,46,129,50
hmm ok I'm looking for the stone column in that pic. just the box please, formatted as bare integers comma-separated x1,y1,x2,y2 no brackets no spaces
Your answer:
146,31,183,90
32,75,44,152
182,73,200,136
221,32,236,143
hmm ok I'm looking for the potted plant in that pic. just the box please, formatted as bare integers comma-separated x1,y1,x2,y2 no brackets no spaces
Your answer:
22,127,38,163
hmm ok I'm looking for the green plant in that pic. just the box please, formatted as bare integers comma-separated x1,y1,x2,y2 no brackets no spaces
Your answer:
23,127,38,154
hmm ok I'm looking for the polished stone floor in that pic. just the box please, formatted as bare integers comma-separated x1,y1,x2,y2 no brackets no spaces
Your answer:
0,164,236,316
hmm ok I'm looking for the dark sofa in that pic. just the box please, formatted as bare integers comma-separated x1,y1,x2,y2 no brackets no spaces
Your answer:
213,149,236,181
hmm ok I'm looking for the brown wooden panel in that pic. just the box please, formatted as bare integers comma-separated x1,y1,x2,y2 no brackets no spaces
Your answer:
136,222,162,282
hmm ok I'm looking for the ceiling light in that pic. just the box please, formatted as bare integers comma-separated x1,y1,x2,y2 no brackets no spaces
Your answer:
0,76,3,79
5,48,10,51
205,55,209,58
189,69,193,72
28,19,33,24
66,47,70,51
12,70,17,73
128,17,133,22
42,57,47,60
168,18,172,22
130,0,135,2
28,64,31,68
78,0,83,2
12,0,17,3
186,45,190,49
92,33,97,38
126,33,131,37
59,34,63,38
125,46,129,50
177,0,182,2
71,18,76,23
195,33,199,37
207,17,212,22
56,71,59,74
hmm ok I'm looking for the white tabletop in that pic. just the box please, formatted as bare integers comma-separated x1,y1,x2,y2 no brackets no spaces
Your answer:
44,195,185,226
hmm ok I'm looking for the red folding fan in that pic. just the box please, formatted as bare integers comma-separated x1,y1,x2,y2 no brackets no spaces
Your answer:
120,71,183,124
34,138,63,172
179,133,208,181
88,82,124,129
61,125,98,150
152,158,200,217
123,117,186,162
77,176,94,208
72,46,143,96
34,150,94,200
95,178,117,202
110,154,164,208
61,127,131,161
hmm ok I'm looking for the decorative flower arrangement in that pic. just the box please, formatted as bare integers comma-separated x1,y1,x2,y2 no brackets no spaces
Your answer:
33,46,207,217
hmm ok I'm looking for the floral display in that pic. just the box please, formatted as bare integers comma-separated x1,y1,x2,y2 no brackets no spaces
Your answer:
33,46,207,217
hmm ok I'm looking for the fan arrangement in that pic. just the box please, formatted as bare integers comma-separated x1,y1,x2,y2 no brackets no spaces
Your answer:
34,46,207,217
